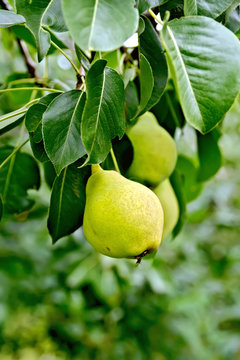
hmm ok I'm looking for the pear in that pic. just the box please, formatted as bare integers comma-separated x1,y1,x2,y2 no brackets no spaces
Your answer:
127,112,177,185
153,179,179,239
83,165,164,260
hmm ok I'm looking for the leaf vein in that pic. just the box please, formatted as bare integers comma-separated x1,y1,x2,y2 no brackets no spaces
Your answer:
55,166,68,239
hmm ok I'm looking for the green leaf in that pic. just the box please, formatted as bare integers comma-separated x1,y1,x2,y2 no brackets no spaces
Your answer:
62,0,138,52
26,93,60,162
139,54,154,114
43,161,56,188
26,103,48,133
102,134,134,174
130,53,154,120
43,0,68,32
29,135,49,163
125,81,139,122
26,92,60,136
197,130,222,182
226,7,240,33
75,44,90,71
139,16,168,110
0,10,25,28
152,88,185,135
12,23,68,54
0,146,40,214
170,169,187,238
0,116,25,136
184,0,234,18
161,16,240,133
184,0,197,15
176,154,203,202
160,0,184,19
0,196,3,221
15,0,52,61
43,90,86,175
93,50,122,72
81,60,125,165
48,163,90,243
138,0,165,14
11,24,36,47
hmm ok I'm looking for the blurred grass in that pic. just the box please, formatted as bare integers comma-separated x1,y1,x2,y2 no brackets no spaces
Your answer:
1,28,240,360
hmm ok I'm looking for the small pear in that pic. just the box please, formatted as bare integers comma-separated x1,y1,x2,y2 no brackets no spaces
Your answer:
127,112,177,185
83,165,164,260
153,179,179,239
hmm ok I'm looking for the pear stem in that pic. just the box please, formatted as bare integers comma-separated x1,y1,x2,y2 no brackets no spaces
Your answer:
91,164,102,174
110,148,121,173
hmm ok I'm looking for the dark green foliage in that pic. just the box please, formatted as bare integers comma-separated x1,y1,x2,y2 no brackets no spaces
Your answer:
0,1,240,358
48,162,90,243
0,146,40,214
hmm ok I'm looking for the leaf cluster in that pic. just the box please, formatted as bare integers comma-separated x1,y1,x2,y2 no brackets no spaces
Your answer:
0,0,239,242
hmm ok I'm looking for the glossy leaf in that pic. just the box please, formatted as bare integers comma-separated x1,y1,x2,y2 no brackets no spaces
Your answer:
15,0,52,61
161,16,240,133
43,90,86,174
0,116,24,136
48,163,90,243
26,93,60,162
125,81,139,122
170,169,187,238
26,92,60,135
12,23,68,54
0,10,25,28
129,53,154,120
138,0,165,14
139,16,168,110
62,0,138,52
75,44,90,71
29,135,49,163
43,0,68,32
44,161,56,188
197,130,222,182
81,60,125,165
184,0,234,18
137,53,154,116
26,103,48,133
0,146,40,214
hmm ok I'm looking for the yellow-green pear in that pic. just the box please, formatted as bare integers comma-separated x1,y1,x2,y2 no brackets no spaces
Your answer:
83,165,164,260
153,179,179,239
127,112,177,185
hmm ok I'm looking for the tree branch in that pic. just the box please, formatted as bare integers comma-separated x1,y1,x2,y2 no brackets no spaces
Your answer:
0,0,37,78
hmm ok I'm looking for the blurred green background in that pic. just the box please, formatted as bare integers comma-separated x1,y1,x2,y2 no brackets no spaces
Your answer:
1,28,240,360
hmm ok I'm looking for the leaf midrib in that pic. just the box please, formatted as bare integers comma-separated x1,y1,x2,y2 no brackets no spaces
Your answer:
58,92,83,168
88,0,99,50
88,68,106,157
54,166,68,240
164,24,201,121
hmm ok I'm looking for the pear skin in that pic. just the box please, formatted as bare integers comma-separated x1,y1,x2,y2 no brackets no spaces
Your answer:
153,179,179,239
83,166,164,260
127,112,177,185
